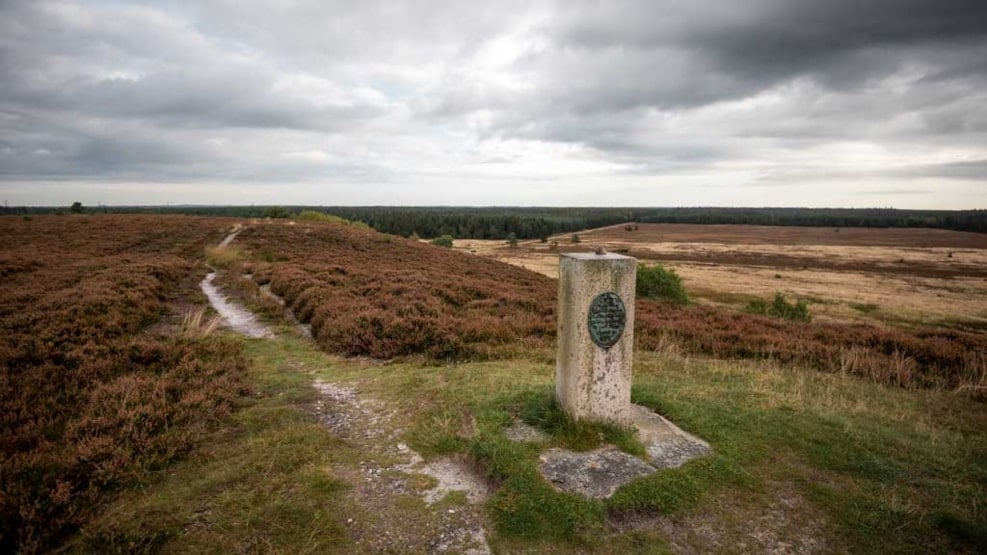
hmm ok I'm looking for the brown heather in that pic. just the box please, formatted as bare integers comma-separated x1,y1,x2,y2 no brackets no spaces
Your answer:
238,222,557,360
634,302,987,390
0,215,249,553
239,221,985,390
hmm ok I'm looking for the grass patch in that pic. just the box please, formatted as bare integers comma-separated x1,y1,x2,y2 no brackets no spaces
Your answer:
68,336,355,553
745,292,812,321
204,244,243,267
520,393,646,457
848,301,880,314
688,287,761,306
471,434,605,543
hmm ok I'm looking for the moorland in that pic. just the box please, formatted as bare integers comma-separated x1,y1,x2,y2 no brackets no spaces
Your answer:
1,212,985,553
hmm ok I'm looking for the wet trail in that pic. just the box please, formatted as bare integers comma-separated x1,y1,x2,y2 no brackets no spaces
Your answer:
199,271,273,339
200,227,273,338
199,225,492,553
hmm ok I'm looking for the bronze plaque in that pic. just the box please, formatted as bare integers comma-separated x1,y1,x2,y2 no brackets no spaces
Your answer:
587,292,626,349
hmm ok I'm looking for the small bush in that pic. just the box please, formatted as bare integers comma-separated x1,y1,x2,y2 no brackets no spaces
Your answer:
636,264,689,305
430,235,454,248
746,292,811,322
506,232,518,248
571,234,581,243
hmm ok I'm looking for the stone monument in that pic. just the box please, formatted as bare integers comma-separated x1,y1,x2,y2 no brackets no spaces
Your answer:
555,251,636,424
536,249,713,499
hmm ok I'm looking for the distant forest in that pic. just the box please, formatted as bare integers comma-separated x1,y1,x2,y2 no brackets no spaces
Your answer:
4,205,986,239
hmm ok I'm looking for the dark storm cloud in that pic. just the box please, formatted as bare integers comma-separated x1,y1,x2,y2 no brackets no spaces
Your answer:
470,0,987,160
555,0,987,91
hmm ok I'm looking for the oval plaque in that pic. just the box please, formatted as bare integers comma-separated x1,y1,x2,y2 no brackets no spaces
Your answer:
587,292,626,349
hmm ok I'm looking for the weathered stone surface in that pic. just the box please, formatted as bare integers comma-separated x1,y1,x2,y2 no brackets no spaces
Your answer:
630,404,712,469
556,252,637,424
539,446,655,499
535,406,712,500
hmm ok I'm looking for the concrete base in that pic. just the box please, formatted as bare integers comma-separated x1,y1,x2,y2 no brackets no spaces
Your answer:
539,446,656,499
631,404,712,469
536,404,711,499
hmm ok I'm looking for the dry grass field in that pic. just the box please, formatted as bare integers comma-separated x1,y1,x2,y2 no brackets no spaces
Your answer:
457,223,987,331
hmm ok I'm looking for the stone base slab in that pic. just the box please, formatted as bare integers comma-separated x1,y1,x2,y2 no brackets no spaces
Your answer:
536,404,711,499
630,404,712,469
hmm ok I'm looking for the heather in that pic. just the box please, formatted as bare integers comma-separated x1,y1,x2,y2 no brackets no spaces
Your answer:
0,215,249,552
235,221,985,390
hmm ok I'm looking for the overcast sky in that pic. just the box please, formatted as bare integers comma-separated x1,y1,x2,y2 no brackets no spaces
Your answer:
1,0,985,208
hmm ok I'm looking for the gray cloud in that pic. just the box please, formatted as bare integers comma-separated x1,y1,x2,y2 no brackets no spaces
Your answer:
0,0,984,206
891,159,987,181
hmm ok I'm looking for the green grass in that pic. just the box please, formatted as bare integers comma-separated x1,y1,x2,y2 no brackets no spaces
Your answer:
68,335,355,553
70,325,987,553
322,344,985,552
520,392,646,456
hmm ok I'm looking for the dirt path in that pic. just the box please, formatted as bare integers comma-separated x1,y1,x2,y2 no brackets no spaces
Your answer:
313,379,491,553
199,271,274,338
201,226,492,553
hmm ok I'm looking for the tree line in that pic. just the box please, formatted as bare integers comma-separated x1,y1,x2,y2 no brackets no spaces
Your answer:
3,205,985,237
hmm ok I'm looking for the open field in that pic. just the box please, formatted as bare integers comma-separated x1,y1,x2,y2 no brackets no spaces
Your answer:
456,223,987,331
3,215,986,553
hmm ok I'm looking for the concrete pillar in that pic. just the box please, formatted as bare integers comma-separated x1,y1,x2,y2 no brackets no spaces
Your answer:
555,252,637,424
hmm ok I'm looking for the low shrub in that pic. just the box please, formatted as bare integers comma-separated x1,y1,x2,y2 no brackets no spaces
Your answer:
746,292,810,322
636,264,689,305
430,235,454,248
